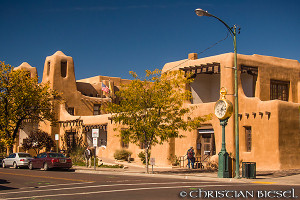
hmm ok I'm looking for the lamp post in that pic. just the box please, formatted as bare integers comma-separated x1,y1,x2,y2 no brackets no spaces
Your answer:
195,8,240,179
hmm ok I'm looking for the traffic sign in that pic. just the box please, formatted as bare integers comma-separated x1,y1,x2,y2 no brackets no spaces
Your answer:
92,129,99,138
150,158,155,165
93,138,98,147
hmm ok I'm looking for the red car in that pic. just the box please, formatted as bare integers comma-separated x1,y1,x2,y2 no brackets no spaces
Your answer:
28,152,72,171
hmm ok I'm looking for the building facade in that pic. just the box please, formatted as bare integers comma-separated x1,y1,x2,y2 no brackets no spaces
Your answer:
16,51,300,171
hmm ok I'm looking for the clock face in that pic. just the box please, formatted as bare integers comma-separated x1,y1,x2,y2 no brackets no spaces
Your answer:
215,100,227,119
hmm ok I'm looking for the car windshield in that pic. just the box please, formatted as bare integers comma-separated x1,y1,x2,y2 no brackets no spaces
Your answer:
48,153,66,158
18,153,31,158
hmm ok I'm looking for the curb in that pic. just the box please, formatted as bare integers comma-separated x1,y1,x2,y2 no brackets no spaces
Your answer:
72,167,300,186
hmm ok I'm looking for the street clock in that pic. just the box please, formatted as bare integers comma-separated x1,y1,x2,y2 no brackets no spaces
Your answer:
214,87,233,120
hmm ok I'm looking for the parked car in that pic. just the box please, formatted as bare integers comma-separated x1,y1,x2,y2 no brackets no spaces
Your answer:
2,152,33,169
28,152,72,171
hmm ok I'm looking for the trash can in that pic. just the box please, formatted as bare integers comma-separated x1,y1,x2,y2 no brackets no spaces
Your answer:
242,162,256,179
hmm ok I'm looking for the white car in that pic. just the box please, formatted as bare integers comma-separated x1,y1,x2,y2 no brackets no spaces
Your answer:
2,152,33,169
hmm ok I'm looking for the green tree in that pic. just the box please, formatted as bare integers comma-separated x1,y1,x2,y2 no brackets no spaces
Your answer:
0,61,60,153
22,130,56,154
107,69,211,173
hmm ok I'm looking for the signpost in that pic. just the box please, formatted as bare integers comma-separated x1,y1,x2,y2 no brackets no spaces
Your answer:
150,158,155,174
92,129,99,170
55,134,59,153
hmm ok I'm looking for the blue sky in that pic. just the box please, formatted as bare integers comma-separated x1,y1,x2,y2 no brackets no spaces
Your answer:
1,0,299,81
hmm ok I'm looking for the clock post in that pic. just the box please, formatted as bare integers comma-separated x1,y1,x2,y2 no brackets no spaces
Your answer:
218,118,230,178
214,88,233,178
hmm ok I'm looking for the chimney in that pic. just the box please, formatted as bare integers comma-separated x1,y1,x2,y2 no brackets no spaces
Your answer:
188,53,198,60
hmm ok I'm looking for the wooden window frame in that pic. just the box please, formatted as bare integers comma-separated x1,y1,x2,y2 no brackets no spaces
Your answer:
245,126,252,152
270,80,289,101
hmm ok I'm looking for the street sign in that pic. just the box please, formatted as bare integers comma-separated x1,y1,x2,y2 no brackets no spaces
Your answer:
150,158,155,166
93,138,98,147
92,129,99,138
55,134,59,141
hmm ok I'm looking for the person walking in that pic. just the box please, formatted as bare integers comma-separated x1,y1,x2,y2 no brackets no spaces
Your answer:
187,146,195,169
84,146,92,168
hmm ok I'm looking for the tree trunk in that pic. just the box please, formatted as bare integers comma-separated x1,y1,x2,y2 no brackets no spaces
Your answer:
145,147,149,174
7,145,13,155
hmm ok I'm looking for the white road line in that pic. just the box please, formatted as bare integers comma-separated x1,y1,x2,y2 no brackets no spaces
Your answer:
0,181,215,195
19,181,95,190
4,184,229,200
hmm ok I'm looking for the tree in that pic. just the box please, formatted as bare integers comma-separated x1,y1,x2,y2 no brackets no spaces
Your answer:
0,61,60,153
107,69,211,173
22,130,55,154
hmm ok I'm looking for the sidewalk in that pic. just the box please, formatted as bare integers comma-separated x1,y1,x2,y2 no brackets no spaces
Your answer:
73,159,300,186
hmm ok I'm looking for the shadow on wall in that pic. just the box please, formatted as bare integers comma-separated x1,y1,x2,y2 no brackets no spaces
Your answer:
76,82,99,97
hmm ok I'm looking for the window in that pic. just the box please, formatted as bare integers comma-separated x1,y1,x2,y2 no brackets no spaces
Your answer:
66,132,76,149
270,80,289,101
93,104,101,115
67,107,74,115
47,61,50,76
245,126,252,152
9,154,16,158
61,61,67,78
41,153,47,158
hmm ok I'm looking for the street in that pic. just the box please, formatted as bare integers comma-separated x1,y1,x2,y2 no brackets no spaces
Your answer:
0,167,299,200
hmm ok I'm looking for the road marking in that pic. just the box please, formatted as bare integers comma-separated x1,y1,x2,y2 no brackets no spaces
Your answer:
0,171,91,182
20,181,95,190
4,184,229,199
251,181,277,184
0,181,217,195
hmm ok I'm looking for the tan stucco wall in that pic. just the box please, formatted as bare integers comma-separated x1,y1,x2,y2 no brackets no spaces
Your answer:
162,52,300,170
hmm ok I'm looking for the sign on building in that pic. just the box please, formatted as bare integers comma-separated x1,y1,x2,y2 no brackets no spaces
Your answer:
92,129,99,138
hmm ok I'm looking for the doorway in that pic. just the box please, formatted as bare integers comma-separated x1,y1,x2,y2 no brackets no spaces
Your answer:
196,128,216,159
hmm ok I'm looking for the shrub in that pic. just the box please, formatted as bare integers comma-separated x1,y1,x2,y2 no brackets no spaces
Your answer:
168,154,179,166
206,160,218,171
138,151,150,164
114,149,132,161
69,146,86,165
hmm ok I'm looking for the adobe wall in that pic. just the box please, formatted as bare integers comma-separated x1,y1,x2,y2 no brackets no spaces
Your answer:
163,52,300,170
278,102,300,169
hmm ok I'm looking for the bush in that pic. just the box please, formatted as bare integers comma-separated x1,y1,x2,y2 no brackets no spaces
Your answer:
168,154,179,166
114,149,132,161
69,146,86,165
138,151,150,164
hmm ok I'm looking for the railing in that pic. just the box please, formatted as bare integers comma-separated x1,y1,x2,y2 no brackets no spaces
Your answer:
179,154,211,169
179,155,203,169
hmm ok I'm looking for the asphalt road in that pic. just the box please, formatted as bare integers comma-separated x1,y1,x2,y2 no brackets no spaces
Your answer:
0,167,299,200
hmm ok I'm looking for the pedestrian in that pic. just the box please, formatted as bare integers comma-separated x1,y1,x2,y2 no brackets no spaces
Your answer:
187,146,195,169
84,146,91,168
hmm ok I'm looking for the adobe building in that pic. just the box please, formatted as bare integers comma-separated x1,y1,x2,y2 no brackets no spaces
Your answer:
16,51,300,171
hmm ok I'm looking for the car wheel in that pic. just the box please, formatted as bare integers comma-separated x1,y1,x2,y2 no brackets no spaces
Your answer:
2,162,5,168
13,162,18,169
43,163,49,171
29,162,33,170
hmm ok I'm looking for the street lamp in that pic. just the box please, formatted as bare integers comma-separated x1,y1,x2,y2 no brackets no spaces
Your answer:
195,8,240,179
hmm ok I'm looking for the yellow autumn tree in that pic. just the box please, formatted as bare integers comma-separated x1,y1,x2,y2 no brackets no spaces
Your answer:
107,69,211,173
0,61,60,153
